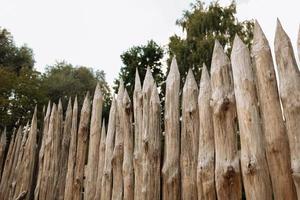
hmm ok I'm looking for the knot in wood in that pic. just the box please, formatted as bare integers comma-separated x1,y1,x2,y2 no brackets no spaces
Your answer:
246,159,257,175
224,165,235,180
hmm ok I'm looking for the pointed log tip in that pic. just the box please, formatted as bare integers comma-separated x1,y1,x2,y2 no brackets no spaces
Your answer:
231,34,246,55
94,82,102,97
184,68,197,90
150,84,160,103
253,20,270,55
201,64,210,83
143,67,155,91
134,68,141,90
123,89,130,102
168,56,180,78
275,18,291,50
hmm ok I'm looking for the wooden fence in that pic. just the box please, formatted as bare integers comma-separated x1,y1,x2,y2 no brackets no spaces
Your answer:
0,20,300,200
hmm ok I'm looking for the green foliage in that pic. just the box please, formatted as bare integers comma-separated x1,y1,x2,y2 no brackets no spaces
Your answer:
41,61,112,120
168,0,254,85
0,28,34,74
114,40,164,99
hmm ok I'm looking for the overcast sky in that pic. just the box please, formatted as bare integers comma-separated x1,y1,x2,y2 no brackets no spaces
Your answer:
0,0,299,85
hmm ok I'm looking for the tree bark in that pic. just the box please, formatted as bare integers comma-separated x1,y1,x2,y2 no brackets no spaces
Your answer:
197,64,216,200
101,98,116,200
112,80,125,200
122,89,134,200
231,35,272,200
274,20,300,197
211,40,242,200
95,119,106,200
133,69,143,200
253,21,297,199
162,57,181,200
64,97,79,200
73,93,91,200
181,69,199,200
85,84,103,200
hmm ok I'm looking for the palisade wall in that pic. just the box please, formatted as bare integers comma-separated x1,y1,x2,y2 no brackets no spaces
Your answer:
0,20,300,200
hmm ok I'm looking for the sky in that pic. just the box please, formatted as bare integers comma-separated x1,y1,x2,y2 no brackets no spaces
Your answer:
0,0,299,86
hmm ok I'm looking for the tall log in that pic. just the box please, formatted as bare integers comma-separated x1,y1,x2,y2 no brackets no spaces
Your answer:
231,35,272,199
0,128,7,177
122,89,134,200
211,40,242,199
133,68,143,200
15,106,38,200
95,119,106,200
274,20,300,196
253,21,297,199
162,57,181,200
197,64,216,200
101,97,116,200
34,101,51,200
112,80,125,200
142,79,161,200
180,69,199,200
57,98,73,200
85,83,103,200
73,93,91,200
64,97,79,200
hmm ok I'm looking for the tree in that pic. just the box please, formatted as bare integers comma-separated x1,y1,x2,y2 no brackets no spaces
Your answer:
168,0,254,85
114,40,164,100
41,61,112,120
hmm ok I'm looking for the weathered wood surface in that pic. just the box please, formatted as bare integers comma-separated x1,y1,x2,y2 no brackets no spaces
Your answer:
112,80,125,200
94,119,106,200
197,64,216,200
162,57,181,200
231,35,272,200
85,83,103,200
274,20,300,197
64,97,78,200
253,21,297,199
122,89,134,200
0,128,7,178
141,68,161,200
211,40,242,200
73,93,91,200
298,25,300,62
181,69,199,200
133,69,143,200
101,97,116,200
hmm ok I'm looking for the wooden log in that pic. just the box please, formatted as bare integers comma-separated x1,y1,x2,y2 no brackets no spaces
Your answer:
73,93,91,200
85,83,103,200
112,80,125,200
211,40,242,200
142,79,161,200
122,89,134,200
253,21,297,199
64,97,79,200
274,20,300,197
0,128,7,177
197,64,216,200
231,35,272,200
101,97,116,200
133,68,143,200
180,68,199,200
94,119,106,200
162,57,180,200
57,98,73,200
14,106,38,200
34,101,51,200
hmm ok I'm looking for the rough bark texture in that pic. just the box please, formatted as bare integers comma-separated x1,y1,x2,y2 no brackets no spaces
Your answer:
253,21,297,199
85,83,103,200
0,128,7,177
112,80,125,200
274,20,300,197
180,69,199,200
122,90,134,200
95,120,106,200
231,35,272,200
142,80,161,200
34,102,51,200
101,98,116,200
73,93,91,200
133,69,143,200
162,57,181,200
57,98,73,200
64,97,79,200
211,40,242,200
197,64,216,200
